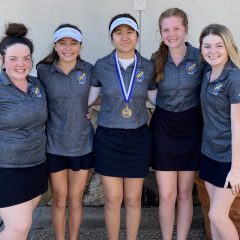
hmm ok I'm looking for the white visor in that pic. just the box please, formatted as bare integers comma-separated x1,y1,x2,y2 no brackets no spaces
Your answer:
54,27,82,43
110,17,139,34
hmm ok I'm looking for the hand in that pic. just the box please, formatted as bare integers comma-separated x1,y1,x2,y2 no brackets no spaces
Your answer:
224,170,240,195
86,112,93,120
86,107,95,120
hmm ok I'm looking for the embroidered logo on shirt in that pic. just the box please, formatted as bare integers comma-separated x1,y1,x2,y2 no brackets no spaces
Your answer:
76,71,87,84
31,86,42,97
213,82,223,95
186,62,197,75
135,69,144,82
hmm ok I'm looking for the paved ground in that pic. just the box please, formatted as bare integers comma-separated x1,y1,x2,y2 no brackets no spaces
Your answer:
26,205,207,240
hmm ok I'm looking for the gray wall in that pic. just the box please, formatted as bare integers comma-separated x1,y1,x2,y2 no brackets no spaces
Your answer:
0,0,240,75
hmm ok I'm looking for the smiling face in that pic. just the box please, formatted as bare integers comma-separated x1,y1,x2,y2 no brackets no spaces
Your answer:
112,24,138,58
201,34,228,69
3,43,32,82
160,16,187,50
54,37,81,64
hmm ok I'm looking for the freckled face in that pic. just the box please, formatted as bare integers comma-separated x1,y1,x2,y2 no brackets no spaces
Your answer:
4,43,32,82
201,34,228,69
160,16,187,50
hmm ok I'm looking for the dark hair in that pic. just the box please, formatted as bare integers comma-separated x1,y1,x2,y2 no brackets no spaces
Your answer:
0,23,33,56
154,8,188,82
36,23,82,67
108,13,139,38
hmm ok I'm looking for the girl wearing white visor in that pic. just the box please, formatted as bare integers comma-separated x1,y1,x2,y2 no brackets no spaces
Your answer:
37,24,94,240
89,13,157,240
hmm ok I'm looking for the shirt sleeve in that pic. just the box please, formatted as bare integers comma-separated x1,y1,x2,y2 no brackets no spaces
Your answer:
148,61,158,90
36,65,43,80
228,70,240,104
148,78,157,90
36,64,48,86
91,60,102,87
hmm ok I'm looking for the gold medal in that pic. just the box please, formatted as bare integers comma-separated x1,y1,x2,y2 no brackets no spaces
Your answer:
122,105,132,118
114,52,137,119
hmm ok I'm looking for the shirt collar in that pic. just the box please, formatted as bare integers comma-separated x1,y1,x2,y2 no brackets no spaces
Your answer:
219,60,236,81
0,70,33,86
185,42,197,60
50,58,84,73
109,49,143,68
0,70,11,85
167,42,197,62
206,60,236,82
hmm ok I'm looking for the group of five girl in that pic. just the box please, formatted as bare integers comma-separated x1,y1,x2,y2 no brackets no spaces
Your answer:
0,7,240,240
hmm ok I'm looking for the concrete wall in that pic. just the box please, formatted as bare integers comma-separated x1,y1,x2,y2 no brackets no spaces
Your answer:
0,0,240,75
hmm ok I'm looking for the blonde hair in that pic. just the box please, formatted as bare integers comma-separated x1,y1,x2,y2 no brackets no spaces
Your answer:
199,24,240,68
154,8,188,82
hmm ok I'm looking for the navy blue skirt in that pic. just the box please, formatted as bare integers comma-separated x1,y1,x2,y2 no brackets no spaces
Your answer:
47,152,94,173
0,161,48,208
199,153,231,188
150,105,203,171
94,124,152,178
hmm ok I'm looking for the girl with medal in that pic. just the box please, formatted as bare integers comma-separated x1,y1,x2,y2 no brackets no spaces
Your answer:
150,8,204,240
89,13,157,239
36,24,94,240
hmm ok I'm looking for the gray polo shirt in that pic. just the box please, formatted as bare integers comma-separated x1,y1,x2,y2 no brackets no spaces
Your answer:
155,43,204,112
91,50,155,129
201,61,240,163
0,71,47,168
37,59,94,156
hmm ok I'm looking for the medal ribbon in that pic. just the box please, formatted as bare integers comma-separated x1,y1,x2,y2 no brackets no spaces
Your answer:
114,51,137,104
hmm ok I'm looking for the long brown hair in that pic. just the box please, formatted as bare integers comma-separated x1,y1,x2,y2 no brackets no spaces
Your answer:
154,8,188,82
